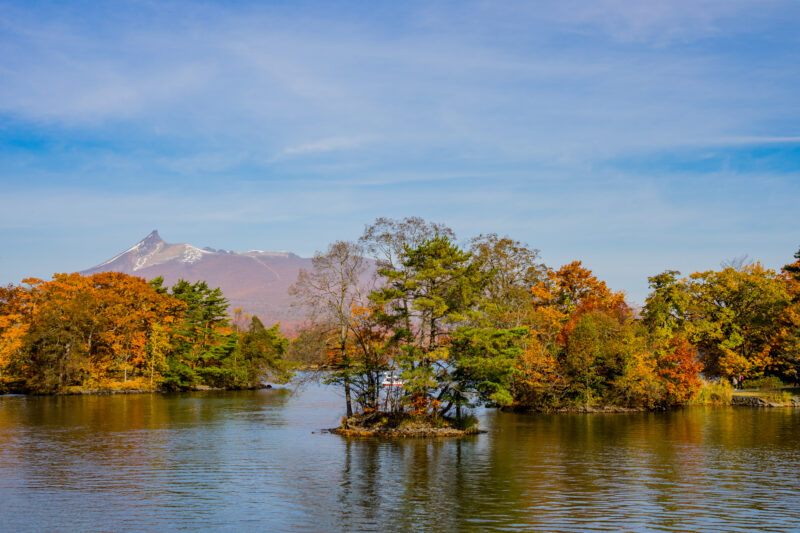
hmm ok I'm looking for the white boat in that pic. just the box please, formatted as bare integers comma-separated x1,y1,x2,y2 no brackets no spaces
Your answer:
381,372,404,387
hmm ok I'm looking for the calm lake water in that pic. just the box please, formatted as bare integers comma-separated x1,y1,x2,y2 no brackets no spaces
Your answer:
0,384,798,532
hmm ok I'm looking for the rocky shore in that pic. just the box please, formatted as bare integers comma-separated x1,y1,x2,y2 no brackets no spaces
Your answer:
731,393,800,407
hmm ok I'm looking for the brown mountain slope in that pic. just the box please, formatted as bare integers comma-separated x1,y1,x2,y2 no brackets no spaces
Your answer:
82,230,313,329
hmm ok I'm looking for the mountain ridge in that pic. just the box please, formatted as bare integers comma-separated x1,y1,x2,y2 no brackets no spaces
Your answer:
82,230,312,329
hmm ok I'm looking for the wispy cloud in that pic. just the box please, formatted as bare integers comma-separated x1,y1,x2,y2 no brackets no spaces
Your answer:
705,136,800,146
1,0,797,170
281,136,374,156
0,0,798,298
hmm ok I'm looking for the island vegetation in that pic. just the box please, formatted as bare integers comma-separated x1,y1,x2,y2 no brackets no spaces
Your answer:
0,273,293,394
288,218,800,436
2,218,798,435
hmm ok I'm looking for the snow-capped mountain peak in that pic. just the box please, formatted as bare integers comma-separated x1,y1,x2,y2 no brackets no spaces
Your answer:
81,231,312,329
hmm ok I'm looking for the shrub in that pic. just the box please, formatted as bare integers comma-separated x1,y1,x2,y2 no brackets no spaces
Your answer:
108,378,149,391
743,375,784,390
762,390,793,403
694,380,733,405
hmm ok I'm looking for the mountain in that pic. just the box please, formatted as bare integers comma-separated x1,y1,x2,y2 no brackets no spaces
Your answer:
82,230,313,329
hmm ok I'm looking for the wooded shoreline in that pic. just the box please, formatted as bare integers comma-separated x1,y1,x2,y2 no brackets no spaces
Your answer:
285,218,800,431
2,217,799,436
0,382,275,396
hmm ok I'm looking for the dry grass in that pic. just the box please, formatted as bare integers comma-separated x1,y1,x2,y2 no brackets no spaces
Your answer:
694,380,733,405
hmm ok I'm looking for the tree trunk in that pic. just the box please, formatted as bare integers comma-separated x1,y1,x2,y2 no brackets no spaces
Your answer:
439,401,453,417
341,326,352,417
344,378,353,417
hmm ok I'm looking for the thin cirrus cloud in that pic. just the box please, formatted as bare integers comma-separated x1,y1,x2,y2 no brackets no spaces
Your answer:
1,3,796,161
0,0,798,301
280,136,375,157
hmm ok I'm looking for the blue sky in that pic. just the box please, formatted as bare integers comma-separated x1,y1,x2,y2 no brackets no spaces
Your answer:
1,0,798,302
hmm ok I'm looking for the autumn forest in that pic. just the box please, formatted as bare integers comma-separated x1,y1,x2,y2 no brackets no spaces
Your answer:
1,218,799,422
0,274,293,394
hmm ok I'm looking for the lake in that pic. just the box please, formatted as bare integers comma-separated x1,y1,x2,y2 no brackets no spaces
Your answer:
0,383,798,531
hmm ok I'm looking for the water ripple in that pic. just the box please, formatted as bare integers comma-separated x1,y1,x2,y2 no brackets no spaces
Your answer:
0,389,798,531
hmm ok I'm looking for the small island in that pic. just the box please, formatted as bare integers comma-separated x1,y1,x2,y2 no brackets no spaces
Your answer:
331,411,484,438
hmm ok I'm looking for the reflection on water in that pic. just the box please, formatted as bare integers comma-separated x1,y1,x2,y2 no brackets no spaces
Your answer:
0,386,798,531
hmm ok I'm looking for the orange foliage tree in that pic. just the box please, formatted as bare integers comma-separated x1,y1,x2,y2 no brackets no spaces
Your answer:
513,261,633,408
656,336,703,404
0,273,184,392
512,261,704,408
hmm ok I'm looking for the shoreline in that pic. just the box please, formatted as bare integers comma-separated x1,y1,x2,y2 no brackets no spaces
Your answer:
4,387,797,410
504,404,655,414
731,393,800,408
330,412,484,439
0,383,275,396
504,397,800,413
330,426,485,438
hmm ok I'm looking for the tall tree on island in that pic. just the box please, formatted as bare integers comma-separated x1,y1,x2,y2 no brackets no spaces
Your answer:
369,233,523,417
289,241,369,417
360,217,456,350
469,233,546,329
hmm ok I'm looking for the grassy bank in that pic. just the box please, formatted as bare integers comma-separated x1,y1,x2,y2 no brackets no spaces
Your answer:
692,379,800,407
